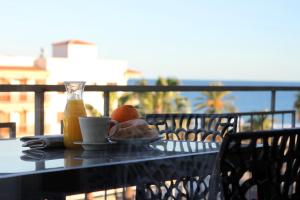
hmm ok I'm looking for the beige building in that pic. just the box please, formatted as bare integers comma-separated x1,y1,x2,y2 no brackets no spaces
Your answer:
0,60,48,136
0,40,141,137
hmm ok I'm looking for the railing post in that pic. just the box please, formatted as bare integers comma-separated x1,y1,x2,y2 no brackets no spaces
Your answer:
271,90,276,112
292,110,296,128
103,91,110,116
0,122,16,138
35,89,44,136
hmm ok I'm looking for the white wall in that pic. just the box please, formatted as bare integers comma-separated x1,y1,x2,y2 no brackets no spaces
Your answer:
46,57,129,120
68,44,98,59
0,55,35,66
46,58,128,84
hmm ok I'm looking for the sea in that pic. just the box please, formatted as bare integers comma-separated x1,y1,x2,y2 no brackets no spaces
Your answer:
128,79,300,112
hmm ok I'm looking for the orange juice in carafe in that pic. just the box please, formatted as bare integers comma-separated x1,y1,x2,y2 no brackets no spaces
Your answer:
63,81,87,149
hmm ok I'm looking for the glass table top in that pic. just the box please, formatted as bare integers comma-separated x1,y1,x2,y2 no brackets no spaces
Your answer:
0,139,220,178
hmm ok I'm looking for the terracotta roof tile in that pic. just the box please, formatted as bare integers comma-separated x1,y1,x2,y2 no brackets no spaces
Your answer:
0,66,46,71
52,39,95,46
125,68,142,75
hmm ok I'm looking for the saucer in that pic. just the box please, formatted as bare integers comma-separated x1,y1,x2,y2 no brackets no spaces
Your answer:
74,141,111,151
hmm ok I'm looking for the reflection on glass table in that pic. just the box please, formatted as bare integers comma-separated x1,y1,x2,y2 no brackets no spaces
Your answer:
0,139,220,200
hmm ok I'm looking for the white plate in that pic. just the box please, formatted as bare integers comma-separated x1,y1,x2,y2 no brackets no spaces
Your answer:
74,141,110,150
107,135,163,145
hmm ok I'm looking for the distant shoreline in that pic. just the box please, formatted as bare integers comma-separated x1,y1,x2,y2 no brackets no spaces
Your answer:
129,79,300,86
128,79,299,112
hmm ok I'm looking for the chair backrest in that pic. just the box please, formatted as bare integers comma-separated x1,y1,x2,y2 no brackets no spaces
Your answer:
218,128,300,199
0,122,16,139
145,113,238,142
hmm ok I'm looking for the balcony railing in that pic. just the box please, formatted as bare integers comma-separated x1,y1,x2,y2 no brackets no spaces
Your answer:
231,110,296,131
0,84,300,135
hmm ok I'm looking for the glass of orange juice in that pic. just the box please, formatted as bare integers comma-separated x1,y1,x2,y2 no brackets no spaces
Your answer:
63,81,87,148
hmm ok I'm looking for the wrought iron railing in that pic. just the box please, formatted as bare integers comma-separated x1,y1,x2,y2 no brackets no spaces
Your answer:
0,84,300,135
145,110,295,138
229,110,296,132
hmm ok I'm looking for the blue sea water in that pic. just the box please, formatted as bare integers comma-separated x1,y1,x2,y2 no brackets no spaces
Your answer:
128,79,300,112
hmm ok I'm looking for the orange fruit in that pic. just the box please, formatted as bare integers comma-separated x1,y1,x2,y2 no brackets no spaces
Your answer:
111,105,139,123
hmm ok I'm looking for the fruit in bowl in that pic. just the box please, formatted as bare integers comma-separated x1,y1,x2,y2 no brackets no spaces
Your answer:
111,105,139,123
109,105,158,139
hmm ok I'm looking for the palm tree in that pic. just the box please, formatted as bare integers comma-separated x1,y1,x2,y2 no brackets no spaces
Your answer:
294,92,300,121
151,77,190,113
194,82,236,114
175,96,191,113
117,77,191,114
117,79,153,114
134,79,154,113
85,104,101,117
153,77,169,113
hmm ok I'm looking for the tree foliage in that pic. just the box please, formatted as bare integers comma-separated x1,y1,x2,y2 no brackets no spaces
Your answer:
294,92,300,121
118,77,191,115
194,82,236,114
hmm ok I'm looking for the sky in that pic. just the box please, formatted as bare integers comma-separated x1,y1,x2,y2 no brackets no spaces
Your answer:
0,0,299,81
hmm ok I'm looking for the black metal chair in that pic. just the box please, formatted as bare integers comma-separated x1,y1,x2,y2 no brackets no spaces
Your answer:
0,122,16,139
145,113,238,142
136,113,237,199
212,128,300,200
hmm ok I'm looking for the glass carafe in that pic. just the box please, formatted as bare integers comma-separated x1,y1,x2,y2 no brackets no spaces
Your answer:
63,81,87,148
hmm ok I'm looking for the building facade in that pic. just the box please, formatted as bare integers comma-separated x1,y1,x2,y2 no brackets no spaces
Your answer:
0,40,141,137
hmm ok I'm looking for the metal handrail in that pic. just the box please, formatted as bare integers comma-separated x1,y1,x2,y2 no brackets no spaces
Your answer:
1,84,300,135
